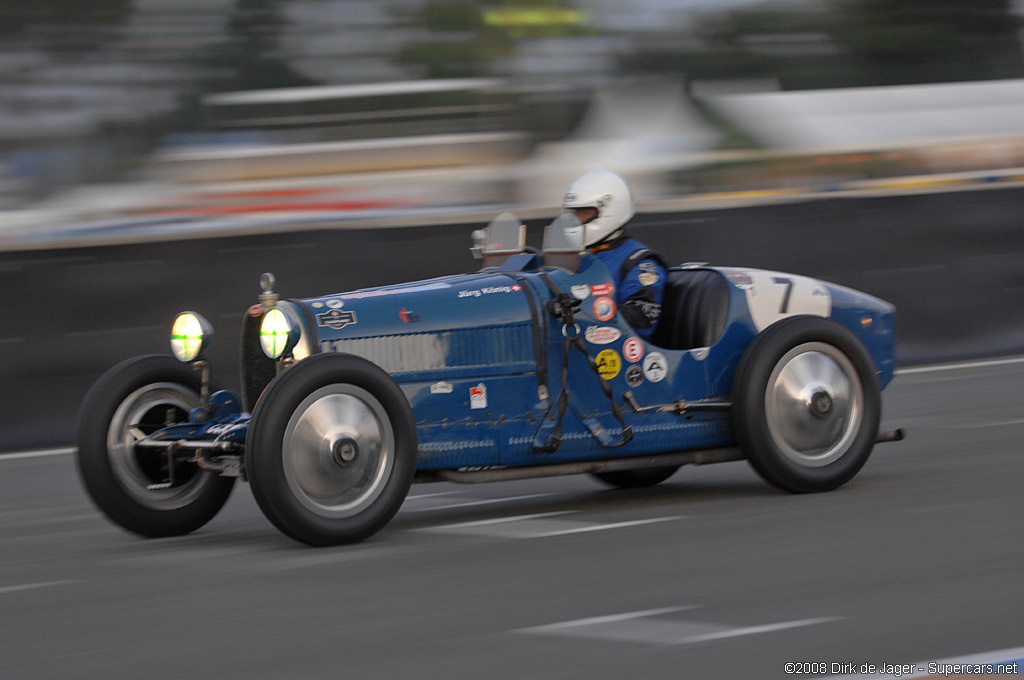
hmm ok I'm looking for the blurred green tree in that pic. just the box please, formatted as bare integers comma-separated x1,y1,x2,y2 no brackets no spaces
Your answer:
831,0,1024,85
627,0,1024,89
393,0,591,78
200,0,316,92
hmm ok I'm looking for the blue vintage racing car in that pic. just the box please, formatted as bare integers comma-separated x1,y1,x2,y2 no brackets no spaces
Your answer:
77,213,901,546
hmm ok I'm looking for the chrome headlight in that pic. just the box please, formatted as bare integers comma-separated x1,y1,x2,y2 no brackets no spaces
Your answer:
170,311,213,363
260,307,301,360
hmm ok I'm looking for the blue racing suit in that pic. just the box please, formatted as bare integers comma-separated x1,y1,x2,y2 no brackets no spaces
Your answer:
589,234,667,340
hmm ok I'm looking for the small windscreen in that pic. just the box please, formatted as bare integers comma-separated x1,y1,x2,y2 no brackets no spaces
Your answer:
483,212,526,254
541,213,584,272
542,213,584,252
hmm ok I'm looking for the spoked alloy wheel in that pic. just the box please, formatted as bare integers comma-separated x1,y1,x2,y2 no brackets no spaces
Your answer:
77,355,236,537
246,353,416,546
733,316,881,493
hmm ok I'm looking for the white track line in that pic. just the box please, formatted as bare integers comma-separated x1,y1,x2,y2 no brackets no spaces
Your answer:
428,511,575,529
523,607,697,632
0,580,77,595
0,447,75,461
531,516,685,537
896,356,1024,375
682,616,843,644
402,493,556,513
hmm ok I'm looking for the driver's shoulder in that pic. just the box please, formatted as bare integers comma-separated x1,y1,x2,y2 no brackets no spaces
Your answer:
618,240,668,275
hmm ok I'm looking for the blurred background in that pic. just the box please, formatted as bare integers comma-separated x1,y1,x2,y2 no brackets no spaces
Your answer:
3,0,1024,242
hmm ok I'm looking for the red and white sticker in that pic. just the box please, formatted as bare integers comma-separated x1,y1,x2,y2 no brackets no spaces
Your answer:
470,383,487,409
623,337,644,363
591,283,614,296
593,296,616,322
584,326,622,345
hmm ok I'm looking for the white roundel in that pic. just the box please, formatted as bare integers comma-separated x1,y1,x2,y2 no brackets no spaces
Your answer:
642,352,668,383
733,269,831,332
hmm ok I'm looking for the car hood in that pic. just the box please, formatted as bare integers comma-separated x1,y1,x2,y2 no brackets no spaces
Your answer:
294,271,538,380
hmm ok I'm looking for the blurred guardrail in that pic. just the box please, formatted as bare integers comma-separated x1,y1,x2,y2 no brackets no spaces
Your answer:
4,166,1024,249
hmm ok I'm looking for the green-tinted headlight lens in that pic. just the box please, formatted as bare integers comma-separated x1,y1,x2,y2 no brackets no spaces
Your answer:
260,308,293,359
170,312,212,363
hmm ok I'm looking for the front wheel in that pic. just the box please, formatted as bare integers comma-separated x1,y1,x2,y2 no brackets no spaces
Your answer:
77,355,236,537
245,353,417,546
732,316,881,493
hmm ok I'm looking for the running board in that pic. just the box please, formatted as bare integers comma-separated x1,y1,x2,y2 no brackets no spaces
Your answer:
419,429,905,485
420,447,745,484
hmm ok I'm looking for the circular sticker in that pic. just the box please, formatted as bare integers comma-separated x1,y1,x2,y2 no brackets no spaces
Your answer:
593,296,616,322
326,299,345,309
595,349,621,380
623,337,644,363
625,364,643,387
642,351,668,383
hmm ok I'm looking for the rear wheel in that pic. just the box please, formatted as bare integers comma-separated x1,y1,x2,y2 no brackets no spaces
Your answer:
246,353,417,546
77,355,235,537
732,316,880,493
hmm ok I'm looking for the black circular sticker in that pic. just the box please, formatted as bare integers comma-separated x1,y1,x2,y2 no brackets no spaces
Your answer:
625,364,643,387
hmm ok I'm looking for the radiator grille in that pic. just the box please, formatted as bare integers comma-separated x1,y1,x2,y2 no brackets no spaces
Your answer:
320,324,535,378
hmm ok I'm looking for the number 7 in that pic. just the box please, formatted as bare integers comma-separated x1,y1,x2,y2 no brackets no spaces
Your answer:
772,277,793,314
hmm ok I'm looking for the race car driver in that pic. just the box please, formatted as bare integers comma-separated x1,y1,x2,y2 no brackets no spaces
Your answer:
563,169,667,340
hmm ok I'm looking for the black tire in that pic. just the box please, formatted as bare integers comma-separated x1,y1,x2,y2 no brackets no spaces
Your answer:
76,355,236,537
732,316,881,493
591,466,680,489
245,353,417,546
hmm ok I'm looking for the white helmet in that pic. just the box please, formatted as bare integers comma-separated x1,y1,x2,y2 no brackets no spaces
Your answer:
562,170,635,247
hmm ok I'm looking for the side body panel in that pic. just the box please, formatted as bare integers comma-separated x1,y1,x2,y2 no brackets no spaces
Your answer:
501,256,733,466
274,257,895,472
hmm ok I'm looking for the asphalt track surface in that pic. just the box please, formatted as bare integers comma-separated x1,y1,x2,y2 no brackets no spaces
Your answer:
2,358,1023,680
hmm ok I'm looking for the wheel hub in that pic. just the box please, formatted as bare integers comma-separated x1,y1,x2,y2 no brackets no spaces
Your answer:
331,436,359,465
808,387,834,419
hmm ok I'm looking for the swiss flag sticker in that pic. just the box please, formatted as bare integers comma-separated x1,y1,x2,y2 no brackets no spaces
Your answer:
470,383,487,409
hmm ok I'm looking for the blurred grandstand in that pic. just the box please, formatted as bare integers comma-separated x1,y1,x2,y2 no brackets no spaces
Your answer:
2,1,1024,244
